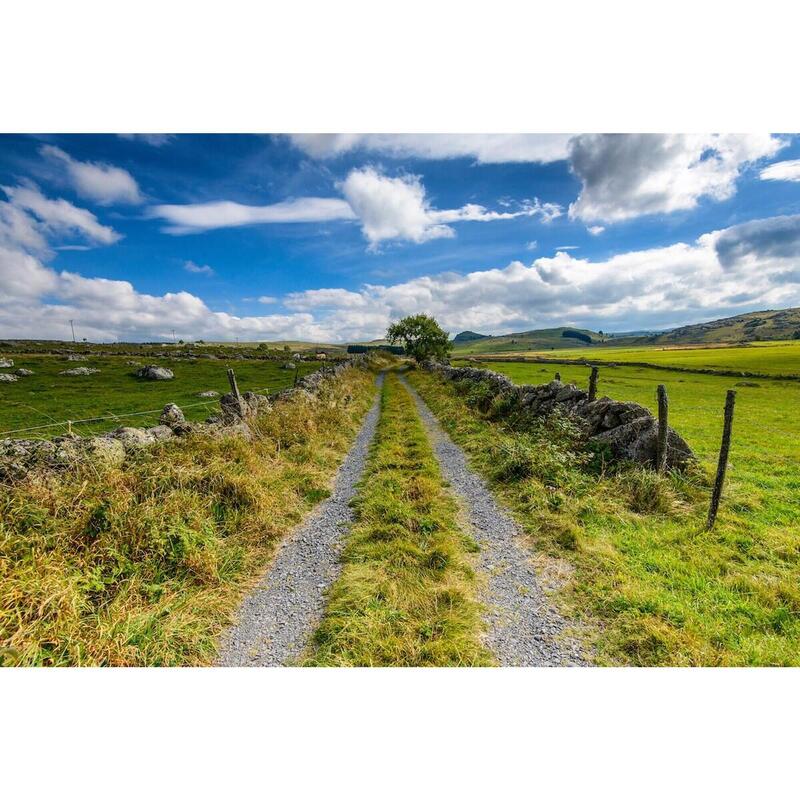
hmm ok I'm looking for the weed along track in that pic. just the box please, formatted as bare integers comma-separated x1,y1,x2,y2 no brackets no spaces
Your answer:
303,372,492,666
217,373,385,666
398,374,587,666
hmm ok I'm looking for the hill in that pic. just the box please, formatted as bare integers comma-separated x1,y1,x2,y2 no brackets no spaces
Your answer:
452,326,604,354
650,307,800,345
452,330,490,343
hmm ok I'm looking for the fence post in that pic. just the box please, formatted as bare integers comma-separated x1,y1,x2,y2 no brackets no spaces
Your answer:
293,368,299,387
707,389,736,530
555,371,561,381
656,384,668,472
227,368,246,417
588,366,599,402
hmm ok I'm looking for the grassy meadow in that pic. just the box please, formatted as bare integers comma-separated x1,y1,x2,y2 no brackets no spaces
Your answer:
462,339,800,376
304,372,491,667
411,351,800,666
0,354,321,438
0,365,377,666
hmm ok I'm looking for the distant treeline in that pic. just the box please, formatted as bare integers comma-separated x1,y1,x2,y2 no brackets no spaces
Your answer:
562,329,593,344
347,344,406,355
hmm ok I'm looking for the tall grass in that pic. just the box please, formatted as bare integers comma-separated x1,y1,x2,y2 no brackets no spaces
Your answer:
406,370,800,666
0,366,377,666
304,373,492,666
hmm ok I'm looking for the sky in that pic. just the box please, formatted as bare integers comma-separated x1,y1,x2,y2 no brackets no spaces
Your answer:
2,132,800,343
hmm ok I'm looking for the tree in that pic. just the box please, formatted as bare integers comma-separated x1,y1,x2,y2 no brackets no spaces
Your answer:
386,314,452,363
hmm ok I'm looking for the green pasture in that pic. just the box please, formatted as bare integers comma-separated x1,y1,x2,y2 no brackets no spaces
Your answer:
0,354,320,438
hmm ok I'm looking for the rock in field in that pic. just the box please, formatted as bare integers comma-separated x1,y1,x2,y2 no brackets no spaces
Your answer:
136,365,174,380
198,390,219,398
14,368,34,376
159,403,186,429
0,373,18,383
282,361,296,370
66,354,88,361
0,358,13,368
60,367,101,376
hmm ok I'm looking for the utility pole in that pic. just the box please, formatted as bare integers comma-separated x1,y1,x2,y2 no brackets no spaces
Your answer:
171,329,176,344
69,319,76,343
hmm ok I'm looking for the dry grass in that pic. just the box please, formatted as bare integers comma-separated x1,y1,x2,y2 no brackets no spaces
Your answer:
0,366,377,666
303,373,492,666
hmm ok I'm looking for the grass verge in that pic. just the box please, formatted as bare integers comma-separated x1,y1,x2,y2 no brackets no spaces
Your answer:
407,368,800,666
303,372,492,666
0,366,377,666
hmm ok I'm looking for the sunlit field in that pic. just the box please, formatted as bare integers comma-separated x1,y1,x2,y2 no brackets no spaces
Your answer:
0,354,320,438
465,339,800,376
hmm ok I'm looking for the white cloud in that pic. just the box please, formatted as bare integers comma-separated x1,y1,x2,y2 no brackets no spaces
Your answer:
150,197,356,234
41,145,143,205
340,167,561,249
183,260,215,276
587,225,605,236
526,240,538,251
257,296,277,304
568,134,785,224
760,159,800,183
3,212,800,343
1,184,121,247
288,134,573,163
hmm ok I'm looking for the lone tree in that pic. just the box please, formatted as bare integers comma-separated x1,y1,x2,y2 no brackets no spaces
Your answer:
387,314,452,363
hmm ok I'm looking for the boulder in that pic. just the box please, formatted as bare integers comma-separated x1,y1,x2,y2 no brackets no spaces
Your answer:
591,418,693,470
0,373,18,383
136,365,174,381
106,426,156,449
14,368,34,376
81,437,126,468
160,403,185,428
197,390,219,398
59,367,101,376
146,425,175,441
0,358,13,368
282,361,296,370
66,354,88,361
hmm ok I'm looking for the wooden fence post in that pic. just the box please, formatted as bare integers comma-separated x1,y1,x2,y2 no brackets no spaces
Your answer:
707,389,736,530
656,384,668,472
227,368,246,417
588,366,599,402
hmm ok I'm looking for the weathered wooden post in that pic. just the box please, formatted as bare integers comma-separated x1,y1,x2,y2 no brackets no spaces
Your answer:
555,371,561,381
707,389,736,530
656,384,669,472
227,367,246,417
588,366,599,402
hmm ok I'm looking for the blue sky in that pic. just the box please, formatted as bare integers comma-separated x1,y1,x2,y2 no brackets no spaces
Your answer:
2,133,800,342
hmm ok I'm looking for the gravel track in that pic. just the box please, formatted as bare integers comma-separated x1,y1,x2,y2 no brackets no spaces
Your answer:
217,374,384,667
399,374,587,667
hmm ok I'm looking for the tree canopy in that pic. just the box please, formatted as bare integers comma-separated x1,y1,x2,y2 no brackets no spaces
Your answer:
386,314,452,363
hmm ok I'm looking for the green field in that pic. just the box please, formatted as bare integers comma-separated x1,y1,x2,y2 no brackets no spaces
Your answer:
463,339,800,376
0,354,320,438
438,355,800,664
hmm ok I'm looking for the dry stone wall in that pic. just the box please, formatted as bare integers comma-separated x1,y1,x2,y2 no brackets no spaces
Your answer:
424,361,694,469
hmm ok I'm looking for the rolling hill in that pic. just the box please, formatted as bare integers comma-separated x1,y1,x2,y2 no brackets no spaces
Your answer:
649,307,800,345
451,326,604,354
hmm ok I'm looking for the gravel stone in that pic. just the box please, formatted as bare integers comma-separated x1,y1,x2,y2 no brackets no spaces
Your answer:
399,374,588,667
217,373,384,667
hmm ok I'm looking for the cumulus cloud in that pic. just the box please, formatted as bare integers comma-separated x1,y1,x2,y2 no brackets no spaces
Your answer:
760,159,800,183
150,197,356,234
1,184,121,249
287,134,573,164
41,145,143,205
183,260,215,276
340,167,561,249
568,134,785,224
587,225,605,236
117,134,174,147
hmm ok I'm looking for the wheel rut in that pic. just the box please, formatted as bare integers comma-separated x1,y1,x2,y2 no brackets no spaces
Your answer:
217,373,384,667
398,373,587,667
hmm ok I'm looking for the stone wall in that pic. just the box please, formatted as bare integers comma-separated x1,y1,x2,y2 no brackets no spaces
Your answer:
424,362,694,469
0,360,358,482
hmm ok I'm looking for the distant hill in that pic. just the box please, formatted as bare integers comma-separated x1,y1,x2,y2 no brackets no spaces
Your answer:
452,330,490,343
648,308,800,345
452,326,604,354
